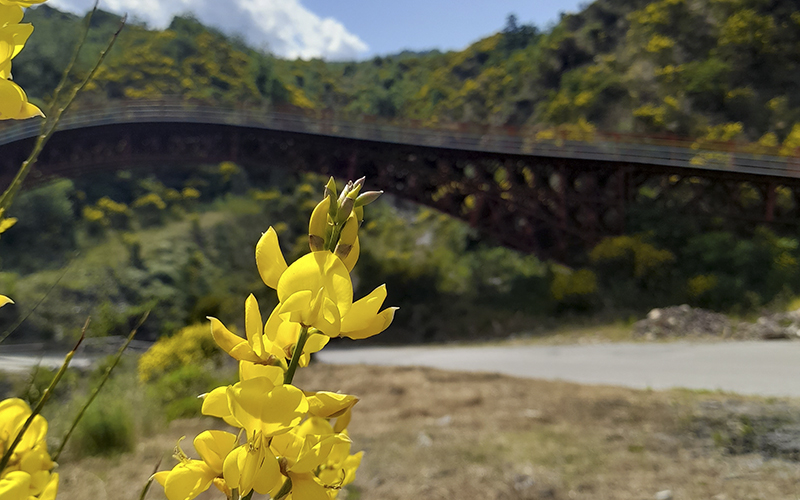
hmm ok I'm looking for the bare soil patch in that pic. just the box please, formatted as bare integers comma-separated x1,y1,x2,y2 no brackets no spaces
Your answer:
56,364,800,500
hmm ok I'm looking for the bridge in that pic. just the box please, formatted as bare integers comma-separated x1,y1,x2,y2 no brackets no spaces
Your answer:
1,101,799,262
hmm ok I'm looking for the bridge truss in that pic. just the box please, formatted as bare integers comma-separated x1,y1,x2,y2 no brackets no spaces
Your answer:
1,103,800,263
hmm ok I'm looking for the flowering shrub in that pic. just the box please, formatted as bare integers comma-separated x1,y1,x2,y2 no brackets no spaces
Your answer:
138,323,219,382
152,177,395,500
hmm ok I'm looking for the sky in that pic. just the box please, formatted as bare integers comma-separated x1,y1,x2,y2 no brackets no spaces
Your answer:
47,0,587,60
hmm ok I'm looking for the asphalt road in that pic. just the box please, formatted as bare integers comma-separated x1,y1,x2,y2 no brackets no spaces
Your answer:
317,341,800,398
0,354,93,373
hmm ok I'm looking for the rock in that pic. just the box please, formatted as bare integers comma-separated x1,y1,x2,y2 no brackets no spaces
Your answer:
416,432,432,447
633,305,732,339
511,473,536,492
655,490,673,500
436,415,452,426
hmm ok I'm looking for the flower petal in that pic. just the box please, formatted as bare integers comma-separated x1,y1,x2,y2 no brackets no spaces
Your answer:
0,471,30,500
238,361,283,384
256,227,288,289
306,391,358,419
163,461,215,500
208,317,260,363
193,430,238,475
277,252,352,318
341,236,360,272
244,294,265,357
227,378,308,437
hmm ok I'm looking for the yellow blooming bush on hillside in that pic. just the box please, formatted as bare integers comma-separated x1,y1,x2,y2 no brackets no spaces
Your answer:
152,177,396,500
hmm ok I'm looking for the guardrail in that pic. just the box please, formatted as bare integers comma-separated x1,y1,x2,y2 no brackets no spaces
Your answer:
1,101,798,179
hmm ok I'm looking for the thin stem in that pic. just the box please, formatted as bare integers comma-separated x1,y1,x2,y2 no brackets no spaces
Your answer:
0,318,88,471
53,311,149,460
0,254,77,344
0,14,126,214
240,490,254,500
273,478,293,500
283,326,309,384
46,1,98,117
137,457,162,500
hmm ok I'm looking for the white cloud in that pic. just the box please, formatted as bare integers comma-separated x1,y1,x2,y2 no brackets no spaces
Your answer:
47,0,369,60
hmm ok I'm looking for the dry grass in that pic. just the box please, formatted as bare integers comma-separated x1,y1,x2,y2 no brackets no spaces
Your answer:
56,364,800,500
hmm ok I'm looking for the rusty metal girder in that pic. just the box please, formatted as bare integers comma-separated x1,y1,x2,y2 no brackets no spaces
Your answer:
2,121,800,264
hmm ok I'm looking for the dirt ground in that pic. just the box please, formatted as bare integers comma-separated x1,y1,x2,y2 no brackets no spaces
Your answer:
56,363,800,500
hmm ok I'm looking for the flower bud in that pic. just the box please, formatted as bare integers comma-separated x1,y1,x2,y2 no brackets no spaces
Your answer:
355,191,382,207
309,196,331,251
337,196,355,224
323,176,337,199
338,181,353,206
337,184,362,224
334,215,359,260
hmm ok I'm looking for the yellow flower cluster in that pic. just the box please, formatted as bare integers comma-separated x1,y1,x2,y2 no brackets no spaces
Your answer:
138,323,218,382
0,399,58,500
0,0,45,120
154,177,395,500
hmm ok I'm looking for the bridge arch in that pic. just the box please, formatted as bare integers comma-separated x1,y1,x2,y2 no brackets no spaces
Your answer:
1,102,799,263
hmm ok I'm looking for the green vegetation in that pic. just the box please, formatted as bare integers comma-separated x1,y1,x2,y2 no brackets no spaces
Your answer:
15,0,800,150
6,1,800,343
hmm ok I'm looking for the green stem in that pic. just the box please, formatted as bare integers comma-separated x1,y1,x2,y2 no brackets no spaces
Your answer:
273,478,293,500
0,254,76,344
46,1,98,117
283,326,309,384
137,457,162,500
240,490,254,500
0,318,88,471
0,14,126,214
53,311,149,461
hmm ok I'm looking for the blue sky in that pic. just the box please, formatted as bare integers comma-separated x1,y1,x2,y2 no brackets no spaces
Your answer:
47,0,587,60
299,0,586,57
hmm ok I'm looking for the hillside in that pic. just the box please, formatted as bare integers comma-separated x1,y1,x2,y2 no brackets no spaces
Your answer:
14,0,800,147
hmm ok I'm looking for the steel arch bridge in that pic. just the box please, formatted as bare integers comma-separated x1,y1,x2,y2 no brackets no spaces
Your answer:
1,100,800,263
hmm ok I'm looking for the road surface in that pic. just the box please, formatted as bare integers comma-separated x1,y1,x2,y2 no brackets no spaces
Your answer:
317,341,800,398
0,354,93,373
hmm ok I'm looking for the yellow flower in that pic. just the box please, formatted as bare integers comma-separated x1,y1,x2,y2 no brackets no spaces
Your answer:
0,399,48,463
0,5,31,62
0,470,57,500
0,398,57,500
0,296,12,308
317,430,363,493
276,251,353,337
0,4,42,121
202,376,308,438
153,431,238,500
263,305,330,366
270,418,350,500
222,439,282,497
0,76,42,120
200,375,308,497
340,284,398,340
305,391,358,420
0,1,46,6
208,293,280,364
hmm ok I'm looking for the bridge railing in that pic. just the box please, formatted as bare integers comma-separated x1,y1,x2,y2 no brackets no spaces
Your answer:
1,100,799,179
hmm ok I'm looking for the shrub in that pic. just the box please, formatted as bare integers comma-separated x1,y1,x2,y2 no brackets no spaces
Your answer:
72,398,135,457
147,364,233,421
137,323,218,382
